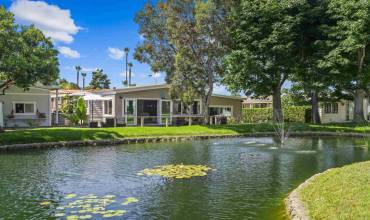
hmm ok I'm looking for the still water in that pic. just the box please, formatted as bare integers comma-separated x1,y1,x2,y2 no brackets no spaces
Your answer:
0,137,369,220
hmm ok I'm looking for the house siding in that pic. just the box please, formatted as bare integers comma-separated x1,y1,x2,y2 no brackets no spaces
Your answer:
319,100,368,123
0,86,51,127
115,87,242,120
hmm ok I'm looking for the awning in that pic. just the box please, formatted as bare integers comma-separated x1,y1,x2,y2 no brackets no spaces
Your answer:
70,92,112,101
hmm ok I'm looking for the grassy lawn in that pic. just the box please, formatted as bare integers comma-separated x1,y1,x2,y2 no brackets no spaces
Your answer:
0,122,370,145
299,161,370,220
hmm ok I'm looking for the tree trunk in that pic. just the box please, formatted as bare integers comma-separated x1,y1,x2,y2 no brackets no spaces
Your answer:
203,90,212,125
272,86,283,123
311,89,321,124
353,89,366,123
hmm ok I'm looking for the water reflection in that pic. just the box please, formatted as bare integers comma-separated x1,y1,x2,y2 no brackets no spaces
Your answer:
0,137,369,219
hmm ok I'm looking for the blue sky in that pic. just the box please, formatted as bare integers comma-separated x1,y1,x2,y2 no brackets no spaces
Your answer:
1,0,169,88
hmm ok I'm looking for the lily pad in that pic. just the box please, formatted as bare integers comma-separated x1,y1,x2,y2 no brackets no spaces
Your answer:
137,164,212,179
65,194,78,199
40,201,51,206
122,197,138,205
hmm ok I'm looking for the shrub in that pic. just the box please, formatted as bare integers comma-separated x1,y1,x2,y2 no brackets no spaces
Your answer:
242,106,311,123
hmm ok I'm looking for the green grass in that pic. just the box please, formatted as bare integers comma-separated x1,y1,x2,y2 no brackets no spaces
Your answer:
1,122,370,145
299,161,370,220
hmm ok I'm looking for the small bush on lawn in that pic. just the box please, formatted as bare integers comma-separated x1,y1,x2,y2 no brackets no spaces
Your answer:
242,106,311,123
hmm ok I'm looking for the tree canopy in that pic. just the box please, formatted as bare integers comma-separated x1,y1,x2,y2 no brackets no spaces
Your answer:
318,0,370,122
88,69,111,90
135,0,232,122
223,0,306,122
0,7,59,90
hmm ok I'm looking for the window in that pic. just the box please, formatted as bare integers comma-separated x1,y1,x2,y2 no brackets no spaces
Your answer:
173,100,182,115
14,102,36,115
104,100,113,115
209,106,232,117
192,101,201,115
324,103,338,114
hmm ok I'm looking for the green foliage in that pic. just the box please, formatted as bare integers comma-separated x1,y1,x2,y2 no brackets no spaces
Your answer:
135,0,232,120
224,0,307,122
0,7,59,89
88,69,110,89
242,106,311,123
59,78,79,90
61,97,87,125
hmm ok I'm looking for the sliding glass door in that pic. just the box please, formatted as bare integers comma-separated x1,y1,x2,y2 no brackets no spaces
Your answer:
125,99,137,125
161,100,172,124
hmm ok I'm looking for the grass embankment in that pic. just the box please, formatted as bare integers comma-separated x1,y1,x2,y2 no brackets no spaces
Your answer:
0,122,370,145
299,161,370,220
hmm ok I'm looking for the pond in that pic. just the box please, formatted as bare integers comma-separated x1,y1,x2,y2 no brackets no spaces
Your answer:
0,137,370,219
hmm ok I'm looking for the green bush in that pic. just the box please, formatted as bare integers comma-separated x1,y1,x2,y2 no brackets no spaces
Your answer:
242,106,311,123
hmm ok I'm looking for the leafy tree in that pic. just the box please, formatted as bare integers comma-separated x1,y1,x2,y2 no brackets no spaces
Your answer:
88,69,111,90
319,0,370,122
59,78,79,90
223,0,306,122
281,88,309,107
61,96,87,125
0,7,59,90
135,0,232,123
291,0,334,124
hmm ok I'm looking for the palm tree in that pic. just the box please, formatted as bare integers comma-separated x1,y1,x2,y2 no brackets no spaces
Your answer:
81,72,87,91
75,66,82,88
128,62,133,86
124,48,129,86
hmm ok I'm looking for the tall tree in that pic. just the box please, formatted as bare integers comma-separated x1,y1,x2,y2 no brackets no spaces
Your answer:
223,0,305,122
0,7,59,91
293,0,333,124
88,69,111,89
135,0,232,123
123,47,129,86
75,66,81,89
319,0,370,122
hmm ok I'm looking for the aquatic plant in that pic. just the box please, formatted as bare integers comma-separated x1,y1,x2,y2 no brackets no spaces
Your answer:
122,197,139,205
40,194,138,219
137,164,212,179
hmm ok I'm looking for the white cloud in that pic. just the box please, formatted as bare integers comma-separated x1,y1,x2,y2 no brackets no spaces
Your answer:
213,85,230,95
10,0,80,44
120,72,136,77
58,46,80,58
151,72,161,78
64,66,97,72
81,67,98,72
108,47,124,60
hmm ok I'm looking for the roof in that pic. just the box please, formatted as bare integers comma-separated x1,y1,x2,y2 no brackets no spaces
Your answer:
212,94,244,100
114,83,170,93
51,83,243,100
243,96,273,104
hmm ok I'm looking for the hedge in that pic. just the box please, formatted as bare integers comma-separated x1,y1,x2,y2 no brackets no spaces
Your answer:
242,106,311,123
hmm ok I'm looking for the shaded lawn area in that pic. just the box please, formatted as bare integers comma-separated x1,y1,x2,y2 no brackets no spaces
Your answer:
1,122,370,145
299,161,370,220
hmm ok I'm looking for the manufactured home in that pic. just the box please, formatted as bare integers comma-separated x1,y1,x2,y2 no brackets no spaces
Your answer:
0,84,54,128
51,84,243,126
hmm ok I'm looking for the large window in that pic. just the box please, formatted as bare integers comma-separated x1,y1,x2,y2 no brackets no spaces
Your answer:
104,100,113,115
173,100,201,115
209,106,232,117
14,102,36,115
324,103,338,114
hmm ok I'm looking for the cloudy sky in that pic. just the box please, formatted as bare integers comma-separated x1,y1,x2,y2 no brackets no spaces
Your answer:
1,0,232,94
